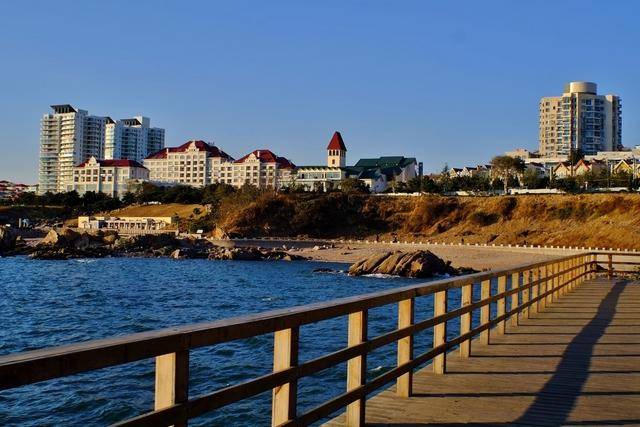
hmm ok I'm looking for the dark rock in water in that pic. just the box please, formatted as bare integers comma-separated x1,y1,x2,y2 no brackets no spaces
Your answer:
313,267,335,273
207,246,307,261
348,250,457,278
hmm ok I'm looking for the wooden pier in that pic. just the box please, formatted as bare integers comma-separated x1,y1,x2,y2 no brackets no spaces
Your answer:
0,251,638,426
326,276,640,426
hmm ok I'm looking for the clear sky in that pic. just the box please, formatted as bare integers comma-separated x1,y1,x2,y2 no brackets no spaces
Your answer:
1,0,639,183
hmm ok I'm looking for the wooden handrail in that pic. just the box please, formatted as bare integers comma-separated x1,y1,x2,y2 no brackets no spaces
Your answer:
0,251,635,426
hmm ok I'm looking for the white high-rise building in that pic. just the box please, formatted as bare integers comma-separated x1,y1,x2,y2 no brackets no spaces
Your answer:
104,116,165,161
39,106,164,194
39,105,106,194
539,82,622,157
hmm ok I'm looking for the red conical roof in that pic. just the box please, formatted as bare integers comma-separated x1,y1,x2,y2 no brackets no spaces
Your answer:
327,131,347,151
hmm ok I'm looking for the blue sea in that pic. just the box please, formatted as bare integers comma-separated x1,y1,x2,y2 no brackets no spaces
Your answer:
0,257,483,426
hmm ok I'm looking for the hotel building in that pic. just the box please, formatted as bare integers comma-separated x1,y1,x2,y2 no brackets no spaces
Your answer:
539,81,622,157
70,157,149,198
143,140,294,189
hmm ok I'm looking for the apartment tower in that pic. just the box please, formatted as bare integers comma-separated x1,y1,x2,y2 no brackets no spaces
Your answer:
539,81,622,158
39,105,106,194
104,116,165,161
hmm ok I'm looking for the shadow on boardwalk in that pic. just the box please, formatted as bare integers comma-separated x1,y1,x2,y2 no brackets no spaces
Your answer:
357,279,640,427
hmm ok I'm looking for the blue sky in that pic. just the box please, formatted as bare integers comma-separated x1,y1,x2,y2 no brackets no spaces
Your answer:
1,0,639,183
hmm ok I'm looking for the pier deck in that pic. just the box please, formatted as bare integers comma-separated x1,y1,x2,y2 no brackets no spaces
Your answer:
326,277,640,426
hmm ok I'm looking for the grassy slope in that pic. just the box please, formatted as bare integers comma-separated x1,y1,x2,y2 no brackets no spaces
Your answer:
108,203,205,218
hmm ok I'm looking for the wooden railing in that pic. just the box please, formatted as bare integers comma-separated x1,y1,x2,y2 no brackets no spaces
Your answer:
0,251,636,426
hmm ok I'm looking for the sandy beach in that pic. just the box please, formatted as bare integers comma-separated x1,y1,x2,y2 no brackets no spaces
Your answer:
232,239,580,271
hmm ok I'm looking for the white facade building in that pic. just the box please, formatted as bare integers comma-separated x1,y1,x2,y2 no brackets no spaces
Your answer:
70,157,149,198
104,116,165,162
144,140,233,187
39,105,164,194
39,105,107,194
143,140,295,189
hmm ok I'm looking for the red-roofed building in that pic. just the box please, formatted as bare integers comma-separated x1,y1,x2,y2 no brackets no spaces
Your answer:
326,131,347,167
143,140,234,187
71,156,149,198
230,149,295,188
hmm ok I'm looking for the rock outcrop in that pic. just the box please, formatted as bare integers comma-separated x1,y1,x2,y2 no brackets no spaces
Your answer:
348,250,457,278
0,226,18,255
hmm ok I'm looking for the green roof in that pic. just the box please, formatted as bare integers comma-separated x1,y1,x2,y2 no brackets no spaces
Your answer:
354,156,416,169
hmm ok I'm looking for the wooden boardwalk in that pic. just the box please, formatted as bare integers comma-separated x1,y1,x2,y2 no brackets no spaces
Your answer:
326,277,640,426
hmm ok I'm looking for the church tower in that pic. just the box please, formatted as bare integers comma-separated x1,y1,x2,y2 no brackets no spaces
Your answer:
326,131,347,167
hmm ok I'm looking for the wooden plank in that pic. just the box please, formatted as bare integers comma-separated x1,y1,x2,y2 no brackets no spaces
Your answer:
480,280,491,345
154,351,189,427
396,298,414,397
272,327,299,426
459,284,472,358
433,290,447,374
346,311,367,426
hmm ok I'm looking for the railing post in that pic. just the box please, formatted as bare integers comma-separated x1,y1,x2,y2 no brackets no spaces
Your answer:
346,311,367,426
521,271,530,319
608,254,614,279
510,272,519,327
561,260,569,296
459,284,472,358
553,262,561,301
397,298,414,397
272,327,299,426
531,268,539,315
545,264,553,307
480,280,491,345
155,350,189,427
496,276,506,334
433,290,447,374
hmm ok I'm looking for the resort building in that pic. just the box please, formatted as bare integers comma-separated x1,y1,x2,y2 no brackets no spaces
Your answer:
281,132,417,193
539,82,622,158
231,150,295,189
39,105,107,194
69,157,149,198
104,116,165,162
144,140,233,187
0,181,35,200
143,140,294,189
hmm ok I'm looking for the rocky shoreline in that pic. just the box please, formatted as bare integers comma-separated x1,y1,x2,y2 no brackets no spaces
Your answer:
0,226,306,262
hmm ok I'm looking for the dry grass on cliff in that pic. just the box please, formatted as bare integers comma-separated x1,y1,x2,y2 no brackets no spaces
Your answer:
398,194,640,249
214,192,640,249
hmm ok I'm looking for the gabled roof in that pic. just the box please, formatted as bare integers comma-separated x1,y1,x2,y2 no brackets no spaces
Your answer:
77,158,146,168
145,140,231,160
327,131,347,151
234,150,295,169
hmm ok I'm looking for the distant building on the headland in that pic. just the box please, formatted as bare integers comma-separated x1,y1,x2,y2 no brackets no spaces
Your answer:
552,159,607,179
38,105,164,194
143,140,294,189
70,157,149,198
104,116,165,162
0,180,37,200
539,82,622,158
78,215,174,234
281,131,418,193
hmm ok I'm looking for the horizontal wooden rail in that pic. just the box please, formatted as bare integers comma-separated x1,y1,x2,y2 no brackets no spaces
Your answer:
0,251,635,427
